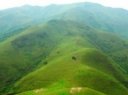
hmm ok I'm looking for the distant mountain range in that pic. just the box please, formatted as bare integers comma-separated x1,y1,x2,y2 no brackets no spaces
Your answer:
0,2,128,95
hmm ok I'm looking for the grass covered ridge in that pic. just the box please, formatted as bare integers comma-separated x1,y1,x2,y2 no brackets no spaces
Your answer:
0,20,127,95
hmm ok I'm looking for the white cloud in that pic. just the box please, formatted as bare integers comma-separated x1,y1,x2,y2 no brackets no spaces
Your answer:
89,0,128,9
0,0,128,10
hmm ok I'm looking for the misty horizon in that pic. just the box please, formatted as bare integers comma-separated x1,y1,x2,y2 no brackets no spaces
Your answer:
0,0,128,10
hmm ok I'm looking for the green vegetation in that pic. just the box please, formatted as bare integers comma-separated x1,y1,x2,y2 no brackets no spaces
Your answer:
14,49,128,95
0,2,128,95
17,87,107,95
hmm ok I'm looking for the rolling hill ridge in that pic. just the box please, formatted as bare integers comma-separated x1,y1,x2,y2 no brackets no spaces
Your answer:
0,2,128,95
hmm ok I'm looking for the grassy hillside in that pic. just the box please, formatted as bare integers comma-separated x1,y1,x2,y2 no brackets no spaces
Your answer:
0,20,91,94
17,87,108,95
0,2,128,95
0,20,128,95
14,49,128,95
0,21,61,93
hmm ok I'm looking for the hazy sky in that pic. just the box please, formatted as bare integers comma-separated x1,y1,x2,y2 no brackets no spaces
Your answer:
0,0,128,10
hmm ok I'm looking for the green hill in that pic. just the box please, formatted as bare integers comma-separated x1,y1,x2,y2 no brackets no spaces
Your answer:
17,87,107,95
0,3,128,94
0,20,127,94
0,2,128,41
14,49,128,95
55,2,128,39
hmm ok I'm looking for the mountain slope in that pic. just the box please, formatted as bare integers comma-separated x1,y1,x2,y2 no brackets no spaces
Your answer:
0,2,128,42
17,87,107,95
14,48,128,95
0,5,128,94
0,20,126,94
55,2,128,39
